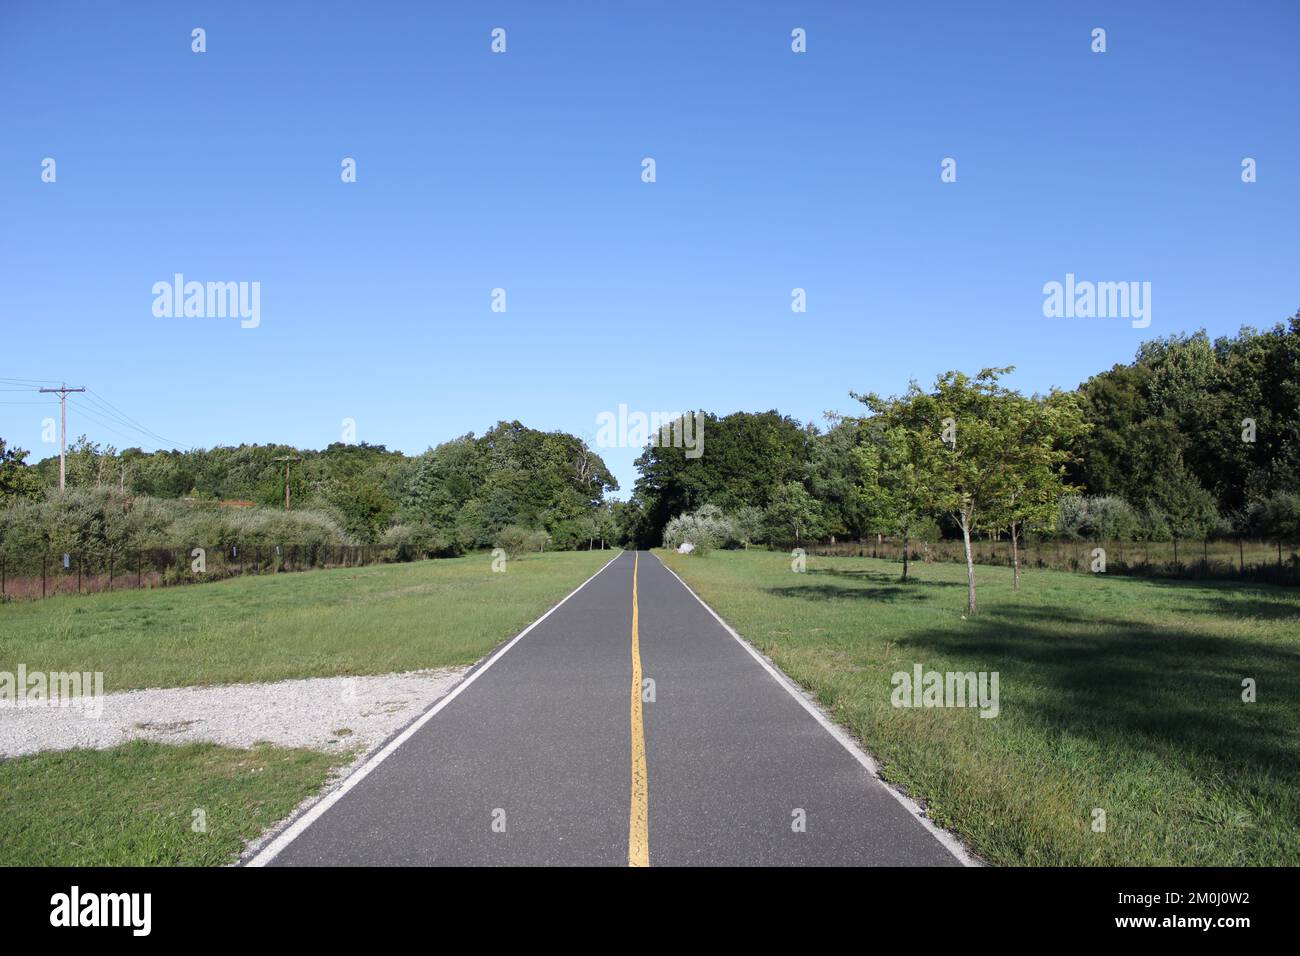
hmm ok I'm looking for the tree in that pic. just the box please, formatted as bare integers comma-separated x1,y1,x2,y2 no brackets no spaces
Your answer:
763,482,822,544
0,438,42,505
862,369,1078,613
982,391,1084,590
847,419,938,582
633,411,813,545
808,418,878,540
63,435,117,488
1147,460,1220,557
732,506,765,548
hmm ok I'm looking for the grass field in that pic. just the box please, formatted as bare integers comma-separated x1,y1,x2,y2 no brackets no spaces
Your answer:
0,740,342,865
0,551,614,866
659,548,1300,866
0,550,616,691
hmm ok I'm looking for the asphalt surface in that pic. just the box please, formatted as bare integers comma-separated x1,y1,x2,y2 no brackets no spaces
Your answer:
262,551,962,866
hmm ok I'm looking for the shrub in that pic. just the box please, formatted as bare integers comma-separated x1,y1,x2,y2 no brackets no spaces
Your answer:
0,489,351,574
381,522,446,561
1246,492,1300,540
495,524,538,558
662,506,734,555
1057,495,1143,541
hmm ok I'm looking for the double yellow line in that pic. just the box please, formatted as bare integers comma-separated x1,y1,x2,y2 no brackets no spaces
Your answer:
628,552,650,867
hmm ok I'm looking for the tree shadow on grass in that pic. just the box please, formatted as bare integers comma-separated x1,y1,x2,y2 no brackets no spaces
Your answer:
893,603,1300,790
807,567,965,588
1131,576,1300,624
765,583,927,603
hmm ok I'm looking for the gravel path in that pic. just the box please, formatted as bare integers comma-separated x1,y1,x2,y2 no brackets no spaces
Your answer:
0,668,468,759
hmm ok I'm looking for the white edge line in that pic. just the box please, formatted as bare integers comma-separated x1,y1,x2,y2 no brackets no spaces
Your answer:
654,553,981,867
245,550,626,867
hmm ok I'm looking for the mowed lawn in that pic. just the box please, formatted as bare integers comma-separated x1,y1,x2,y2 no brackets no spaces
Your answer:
0,550,616,691
0,741,342,866
659,548,1300,866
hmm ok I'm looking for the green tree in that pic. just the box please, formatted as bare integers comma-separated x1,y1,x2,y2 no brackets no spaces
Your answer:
0,438,42,505
763,482,823,544
808,418,878,541
848,419,940,583
982,391,1084,590
633,411,813,545
864,369,1080,613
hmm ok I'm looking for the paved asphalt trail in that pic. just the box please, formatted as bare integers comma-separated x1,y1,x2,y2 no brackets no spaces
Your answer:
257,551,963,866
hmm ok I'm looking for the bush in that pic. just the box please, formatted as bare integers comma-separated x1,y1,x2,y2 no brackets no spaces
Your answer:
0,489,351,573
1246,492,1300,540
495,524,549,558
1057,495,1143,541
381,522,451,561
662,506,735,555
732,506,765,547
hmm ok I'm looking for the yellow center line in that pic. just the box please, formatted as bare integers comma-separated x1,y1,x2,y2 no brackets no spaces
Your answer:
628,552,650,867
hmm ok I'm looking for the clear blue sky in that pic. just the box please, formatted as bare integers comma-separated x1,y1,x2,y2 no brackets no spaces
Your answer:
2,1,1297,496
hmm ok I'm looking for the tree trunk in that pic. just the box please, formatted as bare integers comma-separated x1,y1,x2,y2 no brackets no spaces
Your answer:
901,528,910,582
961,515,977,614
1011,521,1021,591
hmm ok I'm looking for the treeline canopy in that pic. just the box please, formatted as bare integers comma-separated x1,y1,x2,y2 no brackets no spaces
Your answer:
5,312,1297,556
10,421,618,550
624,315,1300,548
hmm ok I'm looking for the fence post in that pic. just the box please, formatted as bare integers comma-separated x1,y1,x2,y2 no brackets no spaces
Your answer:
42,554,47,598
138,551,143,589
77,555,82,594
109,553,114,591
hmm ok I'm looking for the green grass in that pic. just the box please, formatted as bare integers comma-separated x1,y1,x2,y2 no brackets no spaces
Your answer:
659,548,1300,866
0,550,615,691
0,740,342,865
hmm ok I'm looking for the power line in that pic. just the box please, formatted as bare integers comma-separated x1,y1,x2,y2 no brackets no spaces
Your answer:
65,399,148,445
84,388,184,448
7,378,189,453
74,394,184,449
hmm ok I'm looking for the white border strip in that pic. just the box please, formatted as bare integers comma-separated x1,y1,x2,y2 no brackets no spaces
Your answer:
246,550,626,867
654,554,979,867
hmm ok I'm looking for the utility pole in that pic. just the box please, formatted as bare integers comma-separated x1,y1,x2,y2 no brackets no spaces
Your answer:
38,382,86,490
272,455,302,510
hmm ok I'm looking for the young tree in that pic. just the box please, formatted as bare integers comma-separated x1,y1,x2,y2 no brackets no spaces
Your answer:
763,482,822,544
982,391,1085,590
732,505,765,549
862,369,1080,614
848,420,939,582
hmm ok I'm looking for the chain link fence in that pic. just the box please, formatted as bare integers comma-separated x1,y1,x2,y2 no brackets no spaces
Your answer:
790,537,1300,585
0,544,405,601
